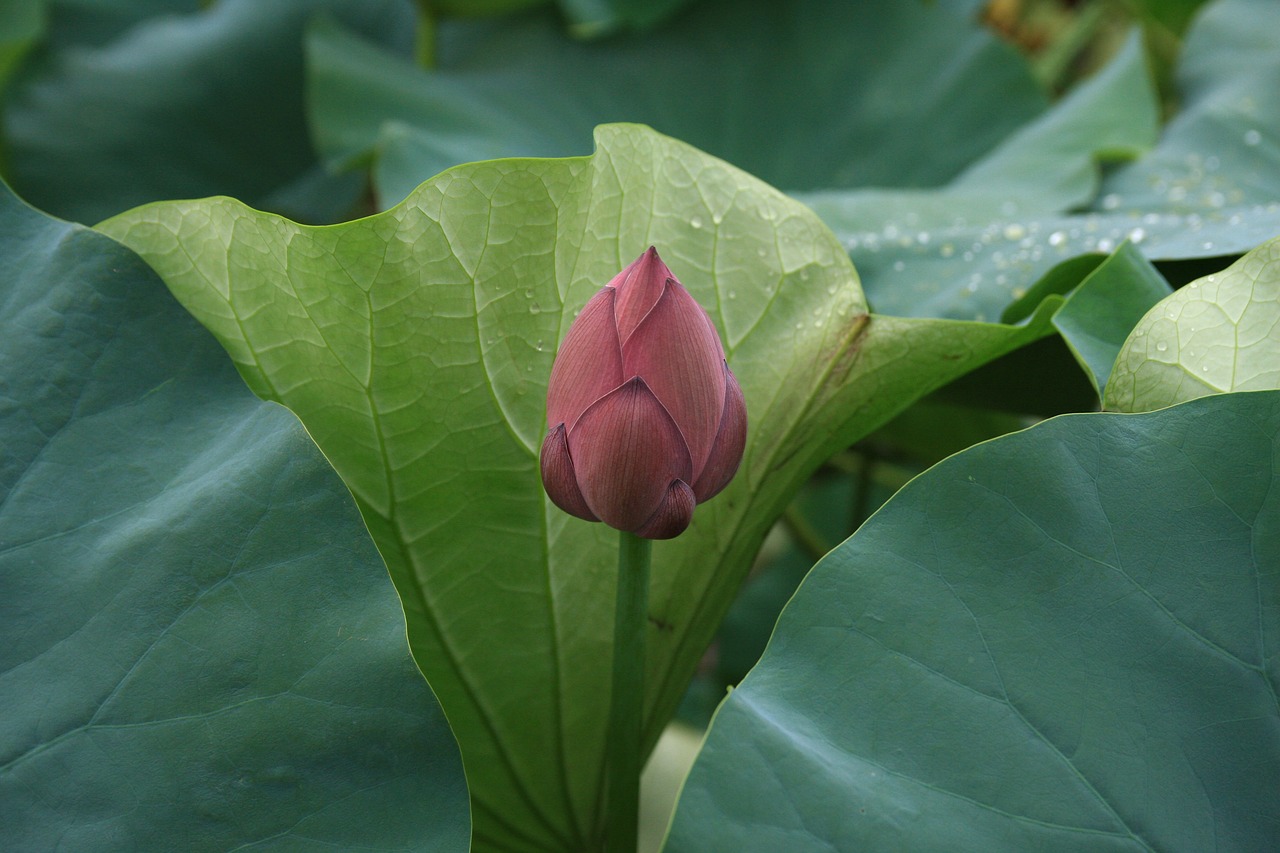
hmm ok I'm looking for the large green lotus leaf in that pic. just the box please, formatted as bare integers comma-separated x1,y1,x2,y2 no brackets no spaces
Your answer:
0,184,469,848
1105,235,1280,412
306,0,1040,208
666,390,1280,853
0,0,416,224
102,123,1057,852
800,29,1159,235
1094,0,1280,215
820,0,1280,321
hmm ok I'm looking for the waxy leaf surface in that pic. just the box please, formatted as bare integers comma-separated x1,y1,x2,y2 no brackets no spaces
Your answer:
817,0,1280,321
1106,235,1280,412
0,183,469,850
103,124,1056,851
668,390,1280,853
1,0,415,223
307,0,1039,206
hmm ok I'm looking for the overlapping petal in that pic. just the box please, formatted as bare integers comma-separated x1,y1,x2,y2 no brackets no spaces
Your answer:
611,246,673,346
546,287,623,433
539,423,598,522
566,377,693,532
633,480,697,540
621,278,727,478
691,364,747,501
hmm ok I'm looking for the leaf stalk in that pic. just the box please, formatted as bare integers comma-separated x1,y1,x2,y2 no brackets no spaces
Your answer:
605,531,652,853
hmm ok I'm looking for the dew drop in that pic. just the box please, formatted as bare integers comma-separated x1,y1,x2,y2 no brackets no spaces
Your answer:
1156,341,1168,352
1244,129,1263,147
1002,223,1026,241
712,213,723,225
1128,227,1147,244
940,243,955,258
1048,231,1067,247
1097,238,1115,253
690,217,703,229
728,289,738,299
535,339,544,352
530,302,542,315
1101,193,1122,210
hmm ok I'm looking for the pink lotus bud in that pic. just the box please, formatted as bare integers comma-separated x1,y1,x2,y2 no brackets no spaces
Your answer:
540,247,747,539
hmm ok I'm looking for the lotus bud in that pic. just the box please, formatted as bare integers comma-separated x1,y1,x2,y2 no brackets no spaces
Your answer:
540,247,747,539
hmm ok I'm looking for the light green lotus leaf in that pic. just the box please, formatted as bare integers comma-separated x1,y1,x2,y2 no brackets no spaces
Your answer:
101,123,1058,851
1105,235,1280,412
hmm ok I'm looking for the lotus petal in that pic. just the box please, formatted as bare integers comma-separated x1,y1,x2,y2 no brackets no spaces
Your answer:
622,278,727,477
568,377,693,532
691,364,748,502
539,423,598,521
546,287,624,432
611,246,674,346
633,479,696,540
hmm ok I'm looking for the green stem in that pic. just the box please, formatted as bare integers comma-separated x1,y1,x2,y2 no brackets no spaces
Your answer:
413,1,436,69
605,531,652,853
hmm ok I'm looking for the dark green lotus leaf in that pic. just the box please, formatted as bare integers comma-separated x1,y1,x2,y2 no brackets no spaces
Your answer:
819,0,1280,321
1,0,416,224
667,389,1280,853
102,123,1059,852
1049,241,1174,397
0,182,469,851
1094,0,1280,215
800,30,1159,235
307,0,1041,207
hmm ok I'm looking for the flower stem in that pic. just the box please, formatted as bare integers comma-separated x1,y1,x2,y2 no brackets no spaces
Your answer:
605,530,652,853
